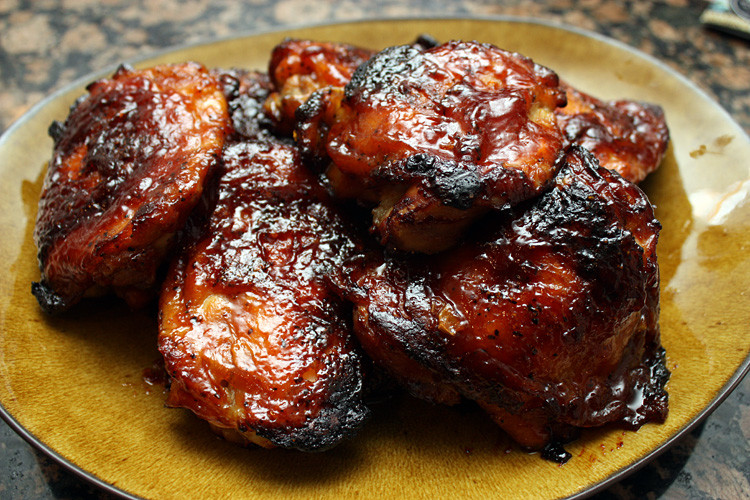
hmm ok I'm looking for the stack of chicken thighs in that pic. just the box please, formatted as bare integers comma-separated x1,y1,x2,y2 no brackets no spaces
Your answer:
32,37,671,460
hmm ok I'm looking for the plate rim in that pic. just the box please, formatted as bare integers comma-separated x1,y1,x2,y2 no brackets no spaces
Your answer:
1,15,748,500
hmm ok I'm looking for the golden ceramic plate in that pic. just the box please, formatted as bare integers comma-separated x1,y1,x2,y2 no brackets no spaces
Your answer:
1,18,749,500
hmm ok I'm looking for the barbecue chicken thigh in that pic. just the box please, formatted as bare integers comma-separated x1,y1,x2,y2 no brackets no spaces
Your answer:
32,62,230,313
158,137,369,451
296,40,567,253
556,83,669,183
334,147,668,456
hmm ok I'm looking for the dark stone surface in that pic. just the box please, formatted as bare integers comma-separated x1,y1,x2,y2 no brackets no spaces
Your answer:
1,1,748,498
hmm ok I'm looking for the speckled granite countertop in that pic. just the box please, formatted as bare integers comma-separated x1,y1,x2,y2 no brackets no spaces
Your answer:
1,1,748,499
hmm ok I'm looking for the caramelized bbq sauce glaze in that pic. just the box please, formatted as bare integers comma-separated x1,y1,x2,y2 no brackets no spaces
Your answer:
296,40,567,253
556,83,670,183
158,132,370,450
264,39,375,136
212,68,275,141
264,36,438,137
333,147,669,461
32,62,230,313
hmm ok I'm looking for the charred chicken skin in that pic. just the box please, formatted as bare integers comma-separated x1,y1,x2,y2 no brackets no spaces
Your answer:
32,62,230,313
263,36,440,136
556,83,669,183
158,137,369,451
296,40,567,253
335,147,668,456
264,39,375,136
213,68,275,140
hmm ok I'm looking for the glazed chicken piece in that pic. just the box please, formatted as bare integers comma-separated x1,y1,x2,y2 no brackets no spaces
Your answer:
264,39,375,135
158,137,369,451
556,83,669,183
296,40,567,253
32,62,230,313
334,147,669,459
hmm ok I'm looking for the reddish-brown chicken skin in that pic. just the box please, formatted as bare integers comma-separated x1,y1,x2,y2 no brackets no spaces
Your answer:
296,40,567,253
263,36,440,136
264,39,374,135
334,147,668,459
556,83,670,183
158,138,369,451
32,62,230,313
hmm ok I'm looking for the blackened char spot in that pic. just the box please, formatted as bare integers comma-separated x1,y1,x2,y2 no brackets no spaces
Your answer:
345,44,425,101
621,346,671,429
295,88,335,168
402,153,482,209
48,120,65,143
412,33,440,51
295,88,330,124
31,281,70,314
213,69,274,139
541,441,572,464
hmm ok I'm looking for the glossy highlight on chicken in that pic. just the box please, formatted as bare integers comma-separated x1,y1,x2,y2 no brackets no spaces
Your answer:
264,38,375,136
556,83,670,183
335,147,668,457
32,62,230,313
158,137,369,451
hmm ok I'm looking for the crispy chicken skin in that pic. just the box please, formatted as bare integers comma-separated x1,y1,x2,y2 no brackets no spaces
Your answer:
158,138,369,451
296,40,567,253
212,68,275,140
334,147,668,456
556,83,670,183
263,36,439,136
32,62,230,313
264,39,375,135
